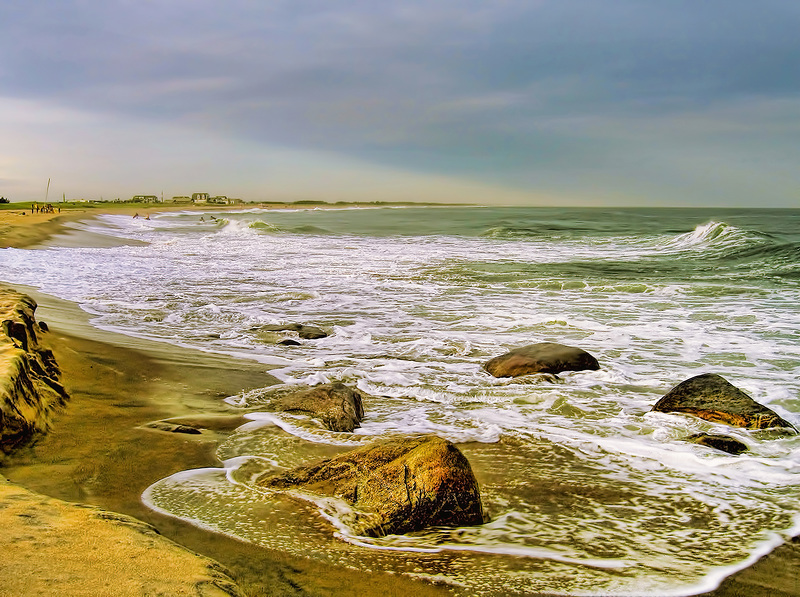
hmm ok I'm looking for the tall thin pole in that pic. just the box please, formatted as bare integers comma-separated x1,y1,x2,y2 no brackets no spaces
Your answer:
45,178,51,203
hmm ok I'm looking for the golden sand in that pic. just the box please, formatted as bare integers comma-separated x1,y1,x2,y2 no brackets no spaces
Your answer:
0,287,455,597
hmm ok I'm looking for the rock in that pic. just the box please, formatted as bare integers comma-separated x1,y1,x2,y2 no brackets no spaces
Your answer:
0,287,70,452
278,338,302,346
296,325,328,340
483,342,600,378
687,433,748,455
652,373,795,431
257,323,329,339
3,319,30,351
267,382,364,432
258,435,486,537
144,421,203,435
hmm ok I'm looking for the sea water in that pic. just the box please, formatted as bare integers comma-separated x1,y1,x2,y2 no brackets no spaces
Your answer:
2,206,798,595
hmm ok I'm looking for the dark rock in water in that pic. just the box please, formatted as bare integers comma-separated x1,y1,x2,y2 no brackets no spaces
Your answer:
38,321,49,333
653,373,795,431
269,382,364,432
296,325,327,340
687,433,748,455
258,435,486,537
258,323,328,339
483,342,600,378
278,338,301,346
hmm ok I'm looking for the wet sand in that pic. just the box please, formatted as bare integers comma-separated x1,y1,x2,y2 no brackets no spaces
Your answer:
1,205,798,596
0,287,457,596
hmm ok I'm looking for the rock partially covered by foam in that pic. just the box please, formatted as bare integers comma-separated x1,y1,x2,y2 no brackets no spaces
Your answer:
653,373,795,431
255,323,329,340
257,435,486,537
266,382,364,432
686,433,748,455
483,342,600,378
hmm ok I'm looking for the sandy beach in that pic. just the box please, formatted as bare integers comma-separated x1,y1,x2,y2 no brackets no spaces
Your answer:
0,204,798,596
0,202,302,249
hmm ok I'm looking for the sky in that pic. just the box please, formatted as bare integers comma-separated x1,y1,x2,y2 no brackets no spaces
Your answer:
1,1,798,207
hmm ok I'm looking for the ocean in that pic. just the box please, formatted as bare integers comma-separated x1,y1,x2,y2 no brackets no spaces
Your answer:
2,205,799,595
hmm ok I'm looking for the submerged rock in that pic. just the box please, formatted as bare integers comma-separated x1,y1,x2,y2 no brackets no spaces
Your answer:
257,323,329,340
652,373,795,431
483,342,600,378
257,435,486,537
687,433,748,455
267,382,364,432
144,421,203,435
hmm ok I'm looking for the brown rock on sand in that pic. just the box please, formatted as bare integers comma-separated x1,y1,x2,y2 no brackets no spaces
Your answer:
483,342,600,378
652,373,795,431
258,435,486,537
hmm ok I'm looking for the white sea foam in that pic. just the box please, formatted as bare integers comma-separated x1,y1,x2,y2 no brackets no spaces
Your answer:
4,206,800,596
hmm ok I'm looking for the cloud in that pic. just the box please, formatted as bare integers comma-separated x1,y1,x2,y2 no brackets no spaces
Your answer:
1,0,799,205
0,96,571,205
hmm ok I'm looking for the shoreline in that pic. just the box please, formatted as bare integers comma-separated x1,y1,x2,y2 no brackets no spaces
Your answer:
0,285,456,596
1,209,798,596
0,200,450,250
0,202,285,249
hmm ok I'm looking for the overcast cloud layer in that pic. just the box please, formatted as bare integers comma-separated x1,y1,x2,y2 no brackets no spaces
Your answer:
1,1,798,205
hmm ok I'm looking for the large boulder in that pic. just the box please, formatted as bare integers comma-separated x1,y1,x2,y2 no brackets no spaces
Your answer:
257,435,486,537
267,382,364,432
483,342,600,378
0,288,69,452
652,373,795,431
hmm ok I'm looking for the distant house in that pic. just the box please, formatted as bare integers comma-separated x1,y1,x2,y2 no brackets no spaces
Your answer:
191,192,209,203
171,196,191,203
209,196,243,205
132,195,159,203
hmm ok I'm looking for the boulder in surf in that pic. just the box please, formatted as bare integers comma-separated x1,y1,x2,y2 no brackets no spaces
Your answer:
686,433,748,455
483,342,600,378
652,373,795,431
257,435,486,537
256,323,329,339
267,382,364,432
